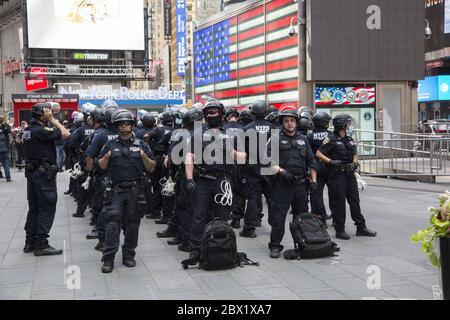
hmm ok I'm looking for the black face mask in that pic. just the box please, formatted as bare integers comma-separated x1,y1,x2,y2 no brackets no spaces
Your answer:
206,115,223,128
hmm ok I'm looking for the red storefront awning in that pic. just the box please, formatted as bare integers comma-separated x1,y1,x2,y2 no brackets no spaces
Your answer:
12,94,79,127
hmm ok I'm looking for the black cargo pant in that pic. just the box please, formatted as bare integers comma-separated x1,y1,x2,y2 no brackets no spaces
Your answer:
268,180,308,251
75,173,90,215
310,162,332,222
102,186,143,261
176,177,193,246
189,177,231,255
327,169,366,232
24,169,57,248
243,172,263,232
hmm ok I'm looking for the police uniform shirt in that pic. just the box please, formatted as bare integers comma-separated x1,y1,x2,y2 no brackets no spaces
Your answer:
98,136,154,184
154,126,175,155
23,118,62,165
307,129,333,155
189,125,235,174
268,130,316,177
318,132,357,164
243,119,275,170
67,124,95,150
85,127,118,159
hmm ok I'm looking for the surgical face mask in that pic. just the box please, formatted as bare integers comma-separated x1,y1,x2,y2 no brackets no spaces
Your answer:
346,125,354,136
175,117,183,126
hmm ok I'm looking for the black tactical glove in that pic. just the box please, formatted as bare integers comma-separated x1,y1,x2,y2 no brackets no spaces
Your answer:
310,181,319,192
280,170,297,185
186,179,197,194
329,160,343,167
349,162,359,172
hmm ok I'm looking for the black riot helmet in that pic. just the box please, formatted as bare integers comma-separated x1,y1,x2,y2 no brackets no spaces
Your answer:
298,106,314,118
312,111,331,129
251,100,268,118
239,109,255,125
103,105,119,126
101,99,119,109
161,111,174,126
91,106,105,124
225,108,239,121
278,108,299,124
298,117,312,132
31,102,48,119
183,108,203,129
141,113,156,128
202,100,225,115
265,110,279,124
112,109,135,126
333,113,353,132
80,102,96,116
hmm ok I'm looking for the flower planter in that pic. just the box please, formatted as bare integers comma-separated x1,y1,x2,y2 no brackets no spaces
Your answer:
440,236,450,300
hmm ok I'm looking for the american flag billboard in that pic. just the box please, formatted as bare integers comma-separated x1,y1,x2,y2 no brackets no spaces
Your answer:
194,0,299,108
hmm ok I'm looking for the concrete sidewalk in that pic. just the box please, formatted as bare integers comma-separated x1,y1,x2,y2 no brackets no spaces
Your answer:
0,169,444,300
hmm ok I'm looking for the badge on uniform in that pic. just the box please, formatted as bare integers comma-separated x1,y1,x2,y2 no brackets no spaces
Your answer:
322,137,330,145
44,127,55,132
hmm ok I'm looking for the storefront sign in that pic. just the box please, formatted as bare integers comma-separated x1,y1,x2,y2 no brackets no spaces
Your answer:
315,86,376,105
24,67,49,92
72,52,109,60
2,58,21,75
176,0,187,76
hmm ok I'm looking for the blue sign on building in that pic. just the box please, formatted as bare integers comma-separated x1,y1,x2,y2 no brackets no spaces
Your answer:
176,0,187,76
438,76,450,101
418,76,439,102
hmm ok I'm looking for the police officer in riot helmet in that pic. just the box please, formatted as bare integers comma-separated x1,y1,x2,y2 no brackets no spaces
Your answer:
266,108,317,258
308,111,333,225
298,108,313,135
265,105,280,128
237,100,274,236
224,108,240,126
316,114,377,240
239,108,255,126
97,109,156,273
182,101,247,266
67,103,96,218
23,102,71,255
85,102,119,246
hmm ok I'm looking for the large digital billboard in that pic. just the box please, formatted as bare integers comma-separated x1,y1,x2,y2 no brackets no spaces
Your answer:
26,0,145,50
194,0,299,107
307,0,424,81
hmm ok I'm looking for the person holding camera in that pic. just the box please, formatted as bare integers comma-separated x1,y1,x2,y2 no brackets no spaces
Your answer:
12,121,28,171
23,103,70,256
0,115,12,182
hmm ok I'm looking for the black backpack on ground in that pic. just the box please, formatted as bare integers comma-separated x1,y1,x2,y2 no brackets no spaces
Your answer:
200,219,240,270
199,219,259,270
286,212,339,260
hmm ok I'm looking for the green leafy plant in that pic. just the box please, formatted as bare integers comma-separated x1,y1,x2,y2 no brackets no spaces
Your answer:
411,192,450,268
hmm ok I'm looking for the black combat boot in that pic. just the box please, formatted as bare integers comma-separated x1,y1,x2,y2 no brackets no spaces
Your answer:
356,227,377,237
156,227,177,238
23,243,35,253
239,229,257,238
335,230,351,240
181,252,200,266
155,215,170,225
94,242,105,252
230,218,240,229
34,244,63,256
167,238,182,245
122,257,136,268
101,260,114,273
178,243,190,252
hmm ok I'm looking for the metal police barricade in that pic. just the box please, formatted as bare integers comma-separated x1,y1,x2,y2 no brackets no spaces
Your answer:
353,129,450,182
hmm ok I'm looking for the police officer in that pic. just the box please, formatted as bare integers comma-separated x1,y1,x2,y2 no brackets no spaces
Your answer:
265,106,280,128
68,103,96,218
223,108,246,229
0,115,12,182
144,110,174,221
85,101,119,246
64,111,84,198
182,101,247,266
316,114,377,240
267,108,317,258
240,100,274,238
23,103,70,255
159,108,203,250
308,111,333,225
136,113,157,218
97,109,156,273
298,107,314,136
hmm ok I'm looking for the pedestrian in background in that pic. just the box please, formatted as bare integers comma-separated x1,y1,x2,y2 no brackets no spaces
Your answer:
12,120,28,171
0,115,12,182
